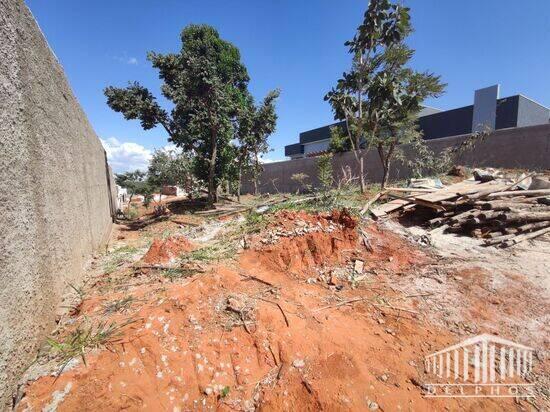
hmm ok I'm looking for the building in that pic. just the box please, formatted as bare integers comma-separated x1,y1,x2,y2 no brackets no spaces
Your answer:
285,85,550,159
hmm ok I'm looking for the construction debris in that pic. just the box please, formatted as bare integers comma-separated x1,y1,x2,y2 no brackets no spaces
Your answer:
371,171,550,248
194,195,293,218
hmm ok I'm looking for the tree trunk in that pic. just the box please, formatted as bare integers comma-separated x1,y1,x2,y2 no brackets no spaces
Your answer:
253,150,259,196
381,157,391,189
208,129,218,204
359,154,366,193
237,163,242,202
378,143,395,190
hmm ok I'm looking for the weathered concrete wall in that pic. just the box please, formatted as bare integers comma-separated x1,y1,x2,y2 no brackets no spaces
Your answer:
243,124,550,194
0,0,115,407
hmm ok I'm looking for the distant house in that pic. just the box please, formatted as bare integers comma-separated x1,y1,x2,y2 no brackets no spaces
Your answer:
116,185,128,209
285,85,550,159
161,185,185,197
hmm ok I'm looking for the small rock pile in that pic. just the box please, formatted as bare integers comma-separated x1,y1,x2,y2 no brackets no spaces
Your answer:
260,220,338,245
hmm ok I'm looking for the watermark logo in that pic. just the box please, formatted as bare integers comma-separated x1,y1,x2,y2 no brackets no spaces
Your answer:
423,334,535,398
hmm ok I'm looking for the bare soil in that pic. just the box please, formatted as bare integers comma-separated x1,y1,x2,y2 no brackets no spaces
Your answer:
15,208,549,411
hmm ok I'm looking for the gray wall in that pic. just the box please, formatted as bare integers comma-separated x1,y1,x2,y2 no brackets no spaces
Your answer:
517,95,550,128
0,0,115,407
243,124,550,194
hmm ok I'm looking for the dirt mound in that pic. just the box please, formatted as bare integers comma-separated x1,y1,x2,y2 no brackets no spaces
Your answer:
141,235,195,264
243,209,424,281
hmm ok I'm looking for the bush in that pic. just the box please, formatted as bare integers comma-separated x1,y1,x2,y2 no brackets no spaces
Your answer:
290,173,311,194
316,153,333,193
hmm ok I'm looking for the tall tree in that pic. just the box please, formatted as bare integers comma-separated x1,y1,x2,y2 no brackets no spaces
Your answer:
105,25,250,203
325,0,443,190
236,89,280,197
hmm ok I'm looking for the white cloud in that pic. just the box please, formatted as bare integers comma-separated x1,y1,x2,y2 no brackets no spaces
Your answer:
113,54,138,65
101,137,152,173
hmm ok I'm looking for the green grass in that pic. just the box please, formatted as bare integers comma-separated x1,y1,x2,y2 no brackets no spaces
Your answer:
243,211,269,234
161,267,197,281
47,318,137,371
182,243,236,263
269,186,370,214
103,246,139,274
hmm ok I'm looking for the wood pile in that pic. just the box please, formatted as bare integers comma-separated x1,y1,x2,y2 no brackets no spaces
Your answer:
369,173,550,248
194,195,293,218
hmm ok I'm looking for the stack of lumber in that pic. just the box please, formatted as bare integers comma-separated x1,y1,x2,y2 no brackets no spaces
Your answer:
370,174,550,248
195,195,292,218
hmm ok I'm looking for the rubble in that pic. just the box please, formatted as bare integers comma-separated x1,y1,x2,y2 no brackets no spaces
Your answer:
371,171,550,247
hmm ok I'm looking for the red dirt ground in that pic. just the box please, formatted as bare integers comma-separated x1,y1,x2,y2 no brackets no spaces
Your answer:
16,211,534,411
142,235,195,265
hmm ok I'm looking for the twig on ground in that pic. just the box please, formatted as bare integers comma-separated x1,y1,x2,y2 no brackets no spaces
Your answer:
312,297,365,312
239,273,277,287
258,298,290,327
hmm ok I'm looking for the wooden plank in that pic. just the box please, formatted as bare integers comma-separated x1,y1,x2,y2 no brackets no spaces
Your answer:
487,189,550,198
387,192,446,212
370,199,411,217
502,226,550,248
415,180,480,203
360,191,385,215
385,187,436,193
465,181,518,200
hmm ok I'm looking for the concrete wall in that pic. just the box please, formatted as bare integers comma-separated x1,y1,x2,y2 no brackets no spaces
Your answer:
0,0,115,407
243,124,550,194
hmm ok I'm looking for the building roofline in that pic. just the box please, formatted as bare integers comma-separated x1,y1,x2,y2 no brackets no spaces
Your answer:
517,94,550,110
299,120,345,135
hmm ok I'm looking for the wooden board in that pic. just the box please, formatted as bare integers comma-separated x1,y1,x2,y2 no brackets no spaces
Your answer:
370,199,411,218
415,180,480,203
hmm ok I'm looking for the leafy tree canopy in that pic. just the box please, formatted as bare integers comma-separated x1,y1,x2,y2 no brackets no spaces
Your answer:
105,24,251,202
325,0,445,188
237,89,280,194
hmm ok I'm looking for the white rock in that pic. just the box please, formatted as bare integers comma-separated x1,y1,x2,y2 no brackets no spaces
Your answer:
292,359,305,368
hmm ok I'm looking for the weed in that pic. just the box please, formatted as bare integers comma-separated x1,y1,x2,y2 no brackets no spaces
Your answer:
162,268,196,282
179,242,236,265
68,283,85,300
126,205,139,220
102,295,136,314
47,318,137,372
220,386,230,398
290,173,311,194
243,211,268,234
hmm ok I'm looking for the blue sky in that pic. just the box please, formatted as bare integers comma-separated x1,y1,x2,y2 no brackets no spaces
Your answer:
26,0,550,172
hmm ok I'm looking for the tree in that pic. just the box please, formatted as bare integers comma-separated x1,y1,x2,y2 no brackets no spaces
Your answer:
316,153,334,195
325,0,444,190
105,25,250,203
236,89,280,197
115,170,147,203
328,125,352,153
147,149,193,197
